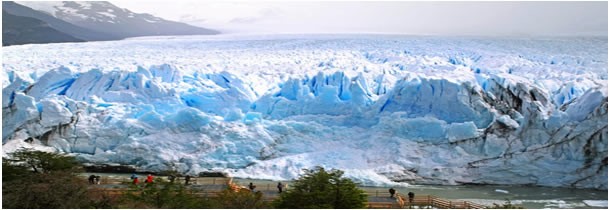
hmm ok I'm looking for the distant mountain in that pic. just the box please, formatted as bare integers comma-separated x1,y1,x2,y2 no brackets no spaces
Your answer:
16,1,220,38
3,1,119,41
2,11,84,46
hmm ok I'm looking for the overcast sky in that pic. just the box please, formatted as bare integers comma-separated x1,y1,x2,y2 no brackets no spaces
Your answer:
110,1,608,36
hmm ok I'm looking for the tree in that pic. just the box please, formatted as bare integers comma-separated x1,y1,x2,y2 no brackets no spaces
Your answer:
274,166,367,209
4,148,80,173
2,149,92,208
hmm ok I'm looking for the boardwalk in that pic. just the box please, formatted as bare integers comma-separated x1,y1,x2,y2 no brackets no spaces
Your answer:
88,176,487,209
362,191,486,209
397,194,486,209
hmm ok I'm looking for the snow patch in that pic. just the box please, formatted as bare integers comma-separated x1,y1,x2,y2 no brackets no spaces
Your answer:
583,200,608,208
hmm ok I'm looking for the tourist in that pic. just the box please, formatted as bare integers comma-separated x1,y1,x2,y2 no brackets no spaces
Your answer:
133,176,139,185
277,182,284,193
389,187,396,198
146,174,154,183
408,191,415,203
185,175,191,185
88,175,96,184
248,182,256,191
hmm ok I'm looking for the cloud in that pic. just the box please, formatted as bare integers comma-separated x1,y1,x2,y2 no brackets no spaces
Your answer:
110,1,607,36
229,17,260,24
228,7,281,24
179,14,208,24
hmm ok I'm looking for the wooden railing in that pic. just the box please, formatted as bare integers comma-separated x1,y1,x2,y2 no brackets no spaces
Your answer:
92,188,486,209
90,177,487,209
363,190,486,209
92,176,232,186
398,195,486,209
90,188,227,200
367,202,395,208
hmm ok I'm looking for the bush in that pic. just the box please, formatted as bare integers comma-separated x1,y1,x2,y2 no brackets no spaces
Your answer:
273,166,367,209
2,158,31,182
3,171,93,208
2,149,91,208
211,187,269,208
120,178,213,208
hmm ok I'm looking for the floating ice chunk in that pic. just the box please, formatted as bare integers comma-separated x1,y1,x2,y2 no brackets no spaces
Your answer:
495,189,509,194
544,200,569,208
583,200,608,208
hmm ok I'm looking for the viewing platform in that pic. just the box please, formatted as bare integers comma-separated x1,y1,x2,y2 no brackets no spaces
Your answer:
88,176,488,209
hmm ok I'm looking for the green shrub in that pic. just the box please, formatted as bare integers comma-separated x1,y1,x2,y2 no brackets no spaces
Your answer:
211,187,269,208
273,166,367,209
2,149,91,208
3,171,93,208
120,178,213,208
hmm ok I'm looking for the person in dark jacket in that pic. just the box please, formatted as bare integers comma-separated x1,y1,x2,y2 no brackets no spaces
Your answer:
88,175,96,184
185,175,191,185
248,182,256,191
389,187,396,198
277,182,284,193
408,191,415,203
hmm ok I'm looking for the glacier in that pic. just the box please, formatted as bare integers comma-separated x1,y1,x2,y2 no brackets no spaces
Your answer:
2,34,607,189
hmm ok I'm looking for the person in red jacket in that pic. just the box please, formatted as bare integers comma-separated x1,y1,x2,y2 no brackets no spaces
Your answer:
146,174,154,183
133,177,139,185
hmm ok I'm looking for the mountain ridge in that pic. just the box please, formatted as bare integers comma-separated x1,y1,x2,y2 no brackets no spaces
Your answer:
15,1,220,39
3,1,119,42
3,1,219,46
2,11,85,46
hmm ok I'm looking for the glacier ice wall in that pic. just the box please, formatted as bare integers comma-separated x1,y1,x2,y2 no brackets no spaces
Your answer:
2,35,607,189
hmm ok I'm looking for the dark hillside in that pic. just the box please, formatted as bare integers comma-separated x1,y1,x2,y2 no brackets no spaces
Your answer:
2,11,84,46
3,1,119,41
